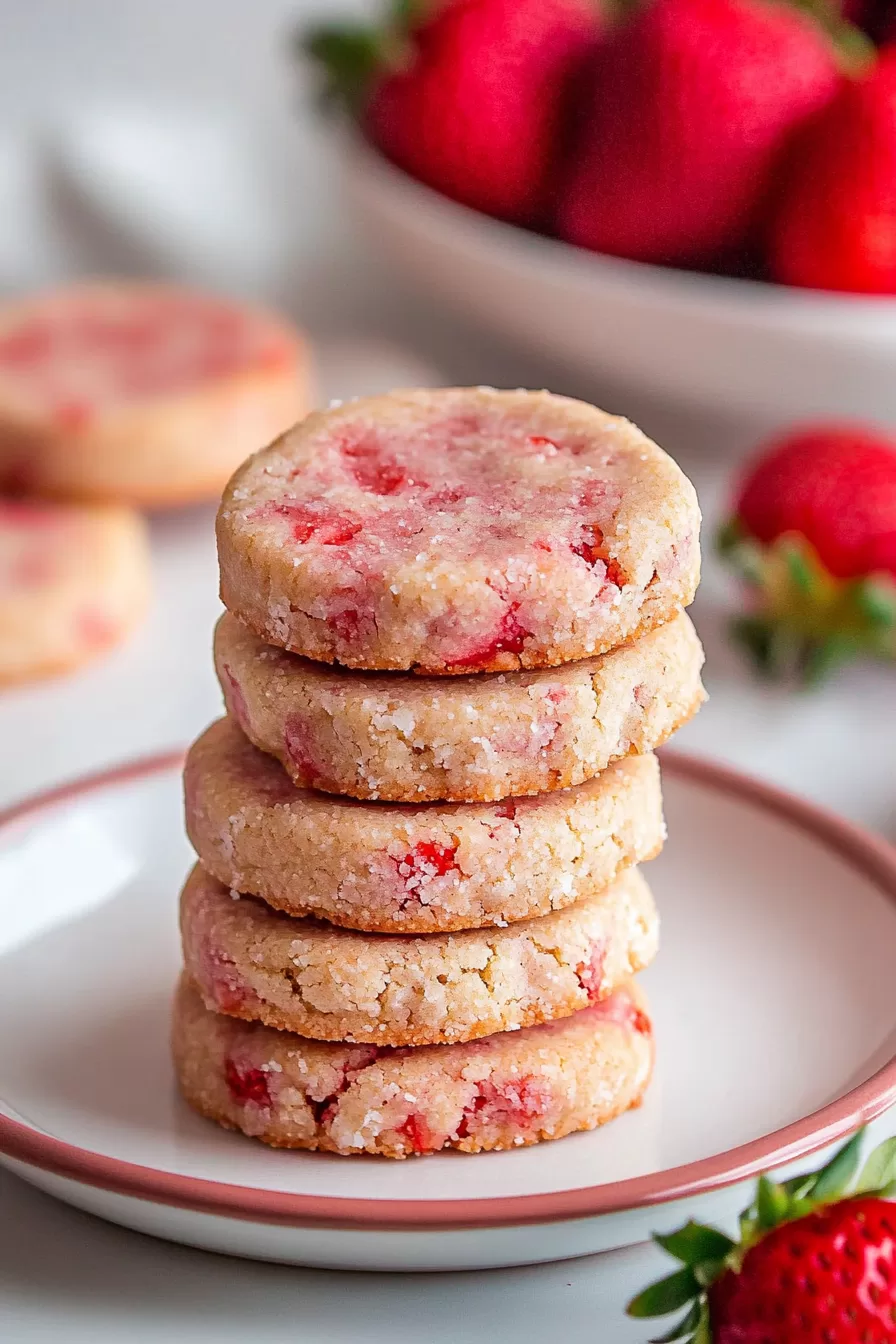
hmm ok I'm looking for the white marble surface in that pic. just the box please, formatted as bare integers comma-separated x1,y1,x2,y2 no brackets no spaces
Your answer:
3,3,896,1340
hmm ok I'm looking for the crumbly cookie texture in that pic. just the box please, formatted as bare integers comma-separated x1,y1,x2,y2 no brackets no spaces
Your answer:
179,861,658,1047
0,498,150,685
184,717,665,933
0,282,309,506
172,974,653,1157
214,609,704,803
216,387,700,673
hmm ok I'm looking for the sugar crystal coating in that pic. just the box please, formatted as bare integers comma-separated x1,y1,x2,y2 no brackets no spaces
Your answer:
213,608,704,803
179,861,659,1046
172,975,654,1157
217,387,700,672
184,717,666,932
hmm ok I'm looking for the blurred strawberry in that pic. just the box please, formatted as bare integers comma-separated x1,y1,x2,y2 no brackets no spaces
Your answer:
556,0,841,269
628,1128,896,1343
304,0,602,224
719,424,896,682
770,50,896,292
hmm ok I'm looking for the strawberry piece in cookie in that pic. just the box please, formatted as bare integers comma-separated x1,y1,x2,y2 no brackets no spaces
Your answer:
397,841,460,890
217,387,700,672
0,498,150,685
224,1059,272,1109
0,282,309,506
451,602,531,669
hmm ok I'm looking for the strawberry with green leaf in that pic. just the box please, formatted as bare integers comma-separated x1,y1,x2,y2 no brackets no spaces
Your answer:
628,1127,896,1342
719,424,896,684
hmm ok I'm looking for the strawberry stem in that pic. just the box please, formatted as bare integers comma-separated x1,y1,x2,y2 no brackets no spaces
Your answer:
718,521,896,685
301,26,384,113
756,1174,789,1229
298,0,425,117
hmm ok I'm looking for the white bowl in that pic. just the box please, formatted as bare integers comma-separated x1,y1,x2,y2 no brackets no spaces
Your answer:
344,135,896,425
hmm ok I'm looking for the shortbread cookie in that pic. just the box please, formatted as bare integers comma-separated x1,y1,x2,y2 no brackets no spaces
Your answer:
179,861,658,1046
172,974,653,1157
184,718,664,932
217,387,700,672
214,609,704,803
0,282,309,506
0,498,150,684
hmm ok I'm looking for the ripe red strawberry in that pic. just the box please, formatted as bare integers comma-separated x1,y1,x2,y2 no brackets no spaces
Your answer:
304,0,602,224
556,0,841,269
719,424,896,682
770,49,896,293
628,1128,896,1342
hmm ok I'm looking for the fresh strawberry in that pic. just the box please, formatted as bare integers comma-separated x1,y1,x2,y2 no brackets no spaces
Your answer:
770,49,896,293
718,424,896,683
628,1127,896,1343
556,0,841,269
304,0,602,223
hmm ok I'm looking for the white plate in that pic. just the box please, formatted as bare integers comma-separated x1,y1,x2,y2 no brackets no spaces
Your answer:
344,135,896,426
2,750,896,1272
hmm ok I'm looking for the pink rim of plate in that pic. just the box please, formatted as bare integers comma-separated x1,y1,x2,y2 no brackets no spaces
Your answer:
1,747,896,1233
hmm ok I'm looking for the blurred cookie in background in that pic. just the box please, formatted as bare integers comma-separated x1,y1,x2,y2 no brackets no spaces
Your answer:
0,282,310,507
0,497,150,685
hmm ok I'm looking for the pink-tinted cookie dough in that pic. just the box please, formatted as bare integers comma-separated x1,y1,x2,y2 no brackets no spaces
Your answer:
0,282,309,506
216,387,700,673
184,717,665,933
179,861,658,1046
214,609,704,803
0,498,150,684
172,974,653,1157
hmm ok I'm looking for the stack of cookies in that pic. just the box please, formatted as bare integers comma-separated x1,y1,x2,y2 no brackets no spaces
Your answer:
173,387,704,1159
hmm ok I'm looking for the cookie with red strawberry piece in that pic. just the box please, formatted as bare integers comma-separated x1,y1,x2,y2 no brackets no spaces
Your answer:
179,861,658,1046
213,608,704,801
556,0,841,269
173,973,653,1156
184,718,666,934
0,282,309,506
305,0,602,224
770,48,896,294
0,498,150,685
628,1126,896,1342
216,387,701,674
719,424,896,682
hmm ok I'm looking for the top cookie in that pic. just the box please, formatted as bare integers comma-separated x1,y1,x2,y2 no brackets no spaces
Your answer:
217,387,700,673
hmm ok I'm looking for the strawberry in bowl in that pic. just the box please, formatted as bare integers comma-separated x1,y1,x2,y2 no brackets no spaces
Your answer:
304,0,603,225
303,0,896,421
556,0,841,271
